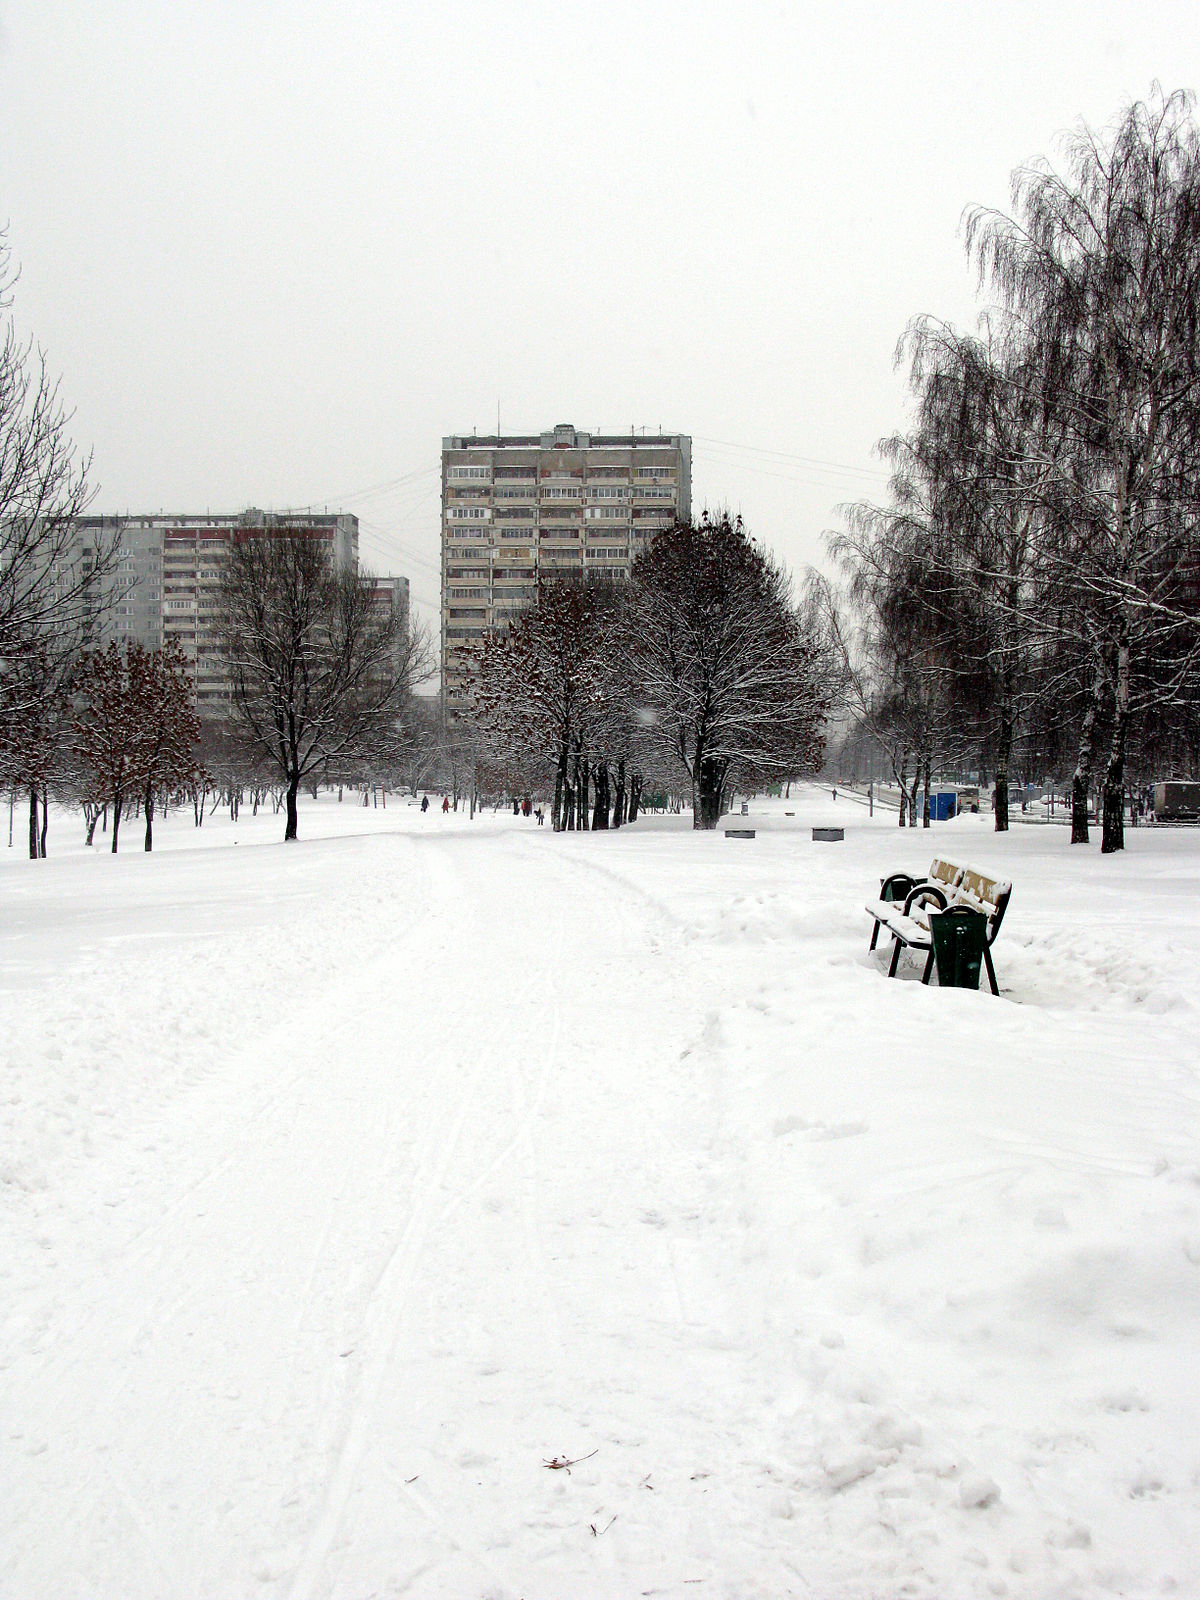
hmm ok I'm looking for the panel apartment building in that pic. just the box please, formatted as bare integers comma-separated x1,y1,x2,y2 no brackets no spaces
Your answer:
71,511,360,712
441,423,691,701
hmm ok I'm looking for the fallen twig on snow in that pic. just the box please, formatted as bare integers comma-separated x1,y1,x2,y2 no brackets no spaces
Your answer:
542,1449,597,1474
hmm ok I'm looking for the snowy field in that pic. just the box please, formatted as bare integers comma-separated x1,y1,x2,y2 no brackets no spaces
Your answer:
2,786,1199,1600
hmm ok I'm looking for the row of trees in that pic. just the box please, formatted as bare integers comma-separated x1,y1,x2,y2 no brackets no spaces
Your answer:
1,530,434,853
1,639,200,855
467,512,833,830
828,87,1200,852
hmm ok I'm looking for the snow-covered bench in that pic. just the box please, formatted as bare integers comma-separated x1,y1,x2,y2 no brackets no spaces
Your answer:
865,857,1011,994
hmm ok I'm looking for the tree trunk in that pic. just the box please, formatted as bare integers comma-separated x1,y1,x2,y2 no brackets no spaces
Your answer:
922,754,932,829
84,806,99,846
28,786,39,859
553,750,568,832
1101,717,1128,854
629,772,642,823
897,753,909,828
592,762,610,830
1071,669,1104,845
577,747,589,830
111,794,122,853
285,773,300,841
694,755,726,830
144,780,154,851
1100,640,1130,855
994,696,1013,833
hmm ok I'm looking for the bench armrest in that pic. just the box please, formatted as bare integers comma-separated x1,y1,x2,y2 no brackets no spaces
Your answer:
879,871,919,904
904,884,947,916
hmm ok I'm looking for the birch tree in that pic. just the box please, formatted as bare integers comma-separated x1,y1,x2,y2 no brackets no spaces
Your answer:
967,86,1200,851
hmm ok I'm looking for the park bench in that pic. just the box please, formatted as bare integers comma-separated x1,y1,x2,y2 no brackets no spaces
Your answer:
865,857,1011,994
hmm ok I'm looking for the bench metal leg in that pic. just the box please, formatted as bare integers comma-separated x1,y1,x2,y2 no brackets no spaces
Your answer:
983,945,999,995
887,938,903,977
869,918,881,951
921,948,936,985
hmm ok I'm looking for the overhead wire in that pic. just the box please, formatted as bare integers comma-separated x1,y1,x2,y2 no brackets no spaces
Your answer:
693,434,888,482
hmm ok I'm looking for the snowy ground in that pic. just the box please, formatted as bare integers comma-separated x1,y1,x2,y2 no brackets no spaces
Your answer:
2,786,1199,1599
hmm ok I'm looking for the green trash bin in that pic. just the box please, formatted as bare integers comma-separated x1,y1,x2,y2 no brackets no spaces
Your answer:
930,905,987,989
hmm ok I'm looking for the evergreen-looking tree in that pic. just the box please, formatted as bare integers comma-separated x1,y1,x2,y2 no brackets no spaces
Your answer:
624,513,830,829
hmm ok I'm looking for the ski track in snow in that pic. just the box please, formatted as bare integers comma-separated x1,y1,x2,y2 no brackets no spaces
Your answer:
2,790,1200,1598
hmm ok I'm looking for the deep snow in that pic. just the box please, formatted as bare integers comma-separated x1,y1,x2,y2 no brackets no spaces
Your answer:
2,787,1199,1599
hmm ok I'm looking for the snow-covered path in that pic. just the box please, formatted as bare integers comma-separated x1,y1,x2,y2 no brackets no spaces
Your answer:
4,793,1200,1598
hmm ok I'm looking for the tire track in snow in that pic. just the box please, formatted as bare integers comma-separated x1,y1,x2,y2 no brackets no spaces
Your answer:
285,841,564,1600
1,833,439,1586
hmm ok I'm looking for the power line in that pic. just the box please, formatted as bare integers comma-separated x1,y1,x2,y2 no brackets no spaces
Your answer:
694,434,887,481
282,464,439,515
693,449,884,496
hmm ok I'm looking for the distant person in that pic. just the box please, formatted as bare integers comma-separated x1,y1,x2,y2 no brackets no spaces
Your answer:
421,794,429,813
522,797,532,818
442,796,450,814
536,807,544,826
833,788,837,801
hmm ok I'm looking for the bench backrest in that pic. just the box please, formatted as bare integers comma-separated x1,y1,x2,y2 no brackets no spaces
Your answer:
947,864,1012,940
927,858,962,892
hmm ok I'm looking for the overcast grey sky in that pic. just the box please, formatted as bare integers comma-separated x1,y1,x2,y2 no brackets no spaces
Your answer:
1,1,1197,629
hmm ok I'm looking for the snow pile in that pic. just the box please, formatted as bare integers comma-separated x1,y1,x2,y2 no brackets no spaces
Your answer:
2,788,1198,1597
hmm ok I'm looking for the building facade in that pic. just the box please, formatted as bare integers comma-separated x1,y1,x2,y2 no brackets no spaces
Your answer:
70,511,367,713
440,423,691,701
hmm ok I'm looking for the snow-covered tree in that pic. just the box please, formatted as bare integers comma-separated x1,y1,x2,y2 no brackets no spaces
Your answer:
623,513,831,829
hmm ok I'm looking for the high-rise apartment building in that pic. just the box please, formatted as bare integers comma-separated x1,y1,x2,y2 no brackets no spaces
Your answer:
441,423,691,701
68,511,368,712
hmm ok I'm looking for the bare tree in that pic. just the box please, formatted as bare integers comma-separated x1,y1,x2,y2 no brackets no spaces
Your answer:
216,525,432,841
967,86,1200,850
127,639,202,850
0,232,117,727
0,641,75,856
